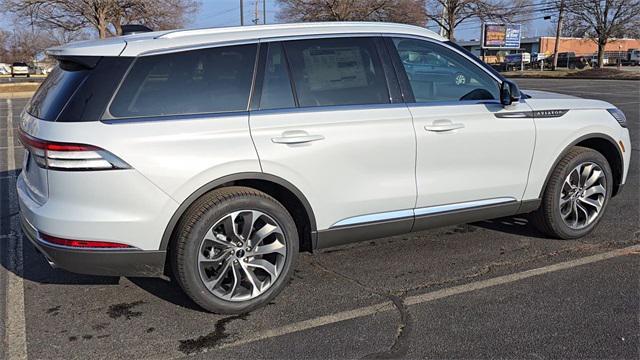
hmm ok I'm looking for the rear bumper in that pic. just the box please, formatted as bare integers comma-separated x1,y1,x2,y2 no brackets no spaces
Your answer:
21,214,165,277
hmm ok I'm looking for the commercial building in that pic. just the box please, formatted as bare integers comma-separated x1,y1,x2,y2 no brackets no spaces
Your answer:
458,36,640,64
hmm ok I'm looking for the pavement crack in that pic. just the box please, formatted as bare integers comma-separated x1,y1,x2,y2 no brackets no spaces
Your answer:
311,259,412,359
402,238,640,295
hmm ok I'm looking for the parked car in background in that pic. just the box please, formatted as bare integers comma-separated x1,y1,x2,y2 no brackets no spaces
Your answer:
626,49,639,66
11,62,30,77
504,52,531,70
590,54,609,67
0,63,11,75
18,22,631,314
556,52,588,69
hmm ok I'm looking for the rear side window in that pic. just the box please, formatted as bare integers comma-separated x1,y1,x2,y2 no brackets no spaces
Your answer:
27,66,89,121
109,44,257,118
259,42,295,110
284,37,389,108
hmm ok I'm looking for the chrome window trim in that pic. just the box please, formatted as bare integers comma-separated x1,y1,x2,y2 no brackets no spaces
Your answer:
331,197,517,228
249,102,410,116
138,38,261,57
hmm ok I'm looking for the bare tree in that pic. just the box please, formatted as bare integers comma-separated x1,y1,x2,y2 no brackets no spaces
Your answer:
564,0,640,68
0,25,58,63
425,0,530,41
2,0,199,39
277,0,428,26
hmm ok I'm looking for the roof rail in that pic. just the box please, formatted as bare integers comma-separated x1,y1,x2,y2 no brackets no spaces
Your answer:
158,22,425,40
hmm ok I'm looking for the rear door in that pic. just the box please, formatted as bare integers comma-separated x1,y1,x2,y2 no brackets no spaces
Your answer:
249,38,417,234
386,37,535,217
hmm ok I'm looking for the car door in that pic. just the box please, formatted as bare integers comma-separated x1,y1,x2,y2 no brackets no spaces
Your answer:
249,38,417,243
386,37,535,225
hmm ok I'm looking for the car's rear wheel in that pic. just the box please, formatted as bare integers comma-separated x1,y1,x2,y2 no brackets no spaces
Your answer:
171,186,298,314
531,147,612,239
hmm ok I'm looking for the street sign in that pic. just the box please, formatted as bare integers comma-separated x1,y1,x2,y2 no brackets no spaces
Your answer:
481,23,522,49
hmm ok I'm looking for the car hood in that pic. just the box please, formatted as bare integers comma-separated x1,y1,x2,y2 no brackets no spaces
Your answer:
522,89,613,111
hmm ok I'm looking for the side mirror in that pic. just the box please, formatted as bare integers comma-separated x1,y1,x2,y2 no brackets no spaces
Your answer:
500,80,521,106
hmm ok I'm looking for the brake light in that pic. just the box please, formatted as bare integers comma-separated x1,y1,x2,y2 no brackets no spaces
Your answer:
18,128,129,170
40,232,133,249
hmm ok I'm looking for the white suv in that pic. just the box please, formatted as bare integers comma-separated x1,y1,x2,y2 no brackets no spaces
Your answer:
18,23,631,313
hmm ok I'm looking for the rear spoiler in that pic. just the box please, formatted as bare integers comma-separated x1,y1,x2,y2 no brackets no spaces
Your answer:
52,55,101,70
46,37,127,58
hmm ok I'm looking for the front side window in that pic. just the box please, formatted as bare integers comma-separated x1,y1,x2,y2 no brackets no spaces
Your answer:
284,37,389,108
391,38,499,103
109,44,257,118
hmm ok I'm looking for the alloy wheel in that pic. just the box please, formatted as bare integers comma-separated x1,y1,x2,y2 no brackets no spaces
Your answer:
197,210,287,302
559,162,607,230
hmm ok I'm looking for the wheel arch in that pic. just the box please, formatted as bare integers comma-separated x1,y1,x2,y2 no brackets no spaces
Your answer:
159,172,317,255
539,133,624,198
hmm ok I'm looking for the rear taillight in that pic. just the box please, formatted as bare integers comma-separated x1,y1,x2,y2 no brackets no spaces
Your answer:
40,232,133,249
18,129,129,171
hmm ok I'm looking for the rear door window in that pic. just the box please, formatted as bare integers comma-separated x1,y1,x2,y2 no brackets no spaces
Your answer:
109,44,257,118
284,37,390,108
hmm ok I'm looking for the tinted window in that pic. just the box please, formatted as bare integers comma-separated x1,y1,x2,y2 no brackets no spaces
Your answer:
259,42,295,110
392,38,499,102
27,66,89,121
284,37,389,107
110,44,257,118
58,57,133,122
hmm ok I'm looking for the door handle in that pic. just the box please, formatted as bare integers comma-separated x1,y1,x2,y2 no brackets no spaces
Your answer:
271,132,325,144
424,120,465,132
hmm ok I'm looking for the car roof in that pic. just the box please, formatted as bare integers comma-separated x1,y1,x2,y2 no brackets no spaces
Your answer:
46,22,445,58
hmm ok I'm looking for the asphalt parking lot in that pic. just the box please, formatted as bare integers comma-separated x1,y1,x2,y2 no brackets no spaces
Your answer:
1,79,638,359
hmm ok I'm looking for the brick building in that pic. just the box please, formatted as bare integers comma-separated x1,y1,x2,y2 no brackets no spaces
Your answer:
459,36,640,64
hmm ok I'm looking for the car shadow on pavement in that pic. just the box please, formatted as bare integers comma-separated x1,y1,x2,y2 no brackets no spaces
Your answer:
473,215,548,239
0,168,202,311
127,277,205,312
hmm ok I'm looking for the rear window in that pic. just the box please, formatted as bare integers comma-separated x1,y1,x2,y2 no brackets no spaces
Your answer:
27,66,89,121
109,44,257,119
13,62,28,67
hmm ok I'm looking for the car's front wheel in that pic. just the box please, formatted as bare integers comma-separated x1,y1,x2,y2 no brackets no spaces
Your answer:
531,147,612,239
171,186,298,314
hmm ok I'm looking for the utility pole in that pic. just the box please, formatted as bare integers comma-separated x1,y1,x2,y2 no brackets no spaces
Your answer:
263,0,267,24
439,2,447,37
240,0,244,26
552,0,565,70
253,0,259,24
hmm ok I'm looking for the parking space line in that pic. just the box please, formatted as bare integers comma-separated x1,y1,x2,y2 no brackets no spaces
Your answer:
4,98,27,360
216,244,640,351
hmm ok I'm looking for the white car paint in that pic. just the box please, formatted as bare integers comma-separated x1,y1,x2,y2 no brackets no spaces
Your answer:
18,22,631,254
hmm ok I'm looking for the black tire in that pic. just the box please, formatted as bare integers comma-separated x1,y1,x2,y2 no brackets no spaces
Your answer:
531,147,613,239
171,186,299,314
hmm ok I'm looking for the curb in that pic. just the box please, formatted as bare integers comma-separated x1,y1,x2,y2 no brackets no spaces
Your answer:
0,92,35,99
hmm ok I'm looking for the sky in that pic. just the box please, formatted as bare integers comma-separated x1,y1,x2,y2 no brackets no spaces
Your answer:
0,0,556,42
194,0,556,41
